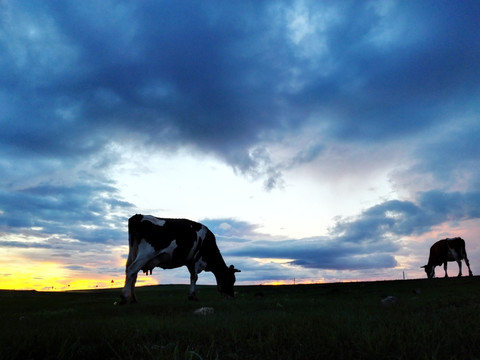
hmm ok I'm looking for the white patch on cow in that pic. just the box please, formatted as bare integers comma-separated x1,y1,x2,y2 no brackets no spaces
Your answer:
136,238,157,262
160,239,178,257
134,239,178,270
186,226,207,261
141,215,166,227
187,239,198,261
188,257,207,296
197,226,208,240
195,257,207,274
124,239,158,292
154,240,178,269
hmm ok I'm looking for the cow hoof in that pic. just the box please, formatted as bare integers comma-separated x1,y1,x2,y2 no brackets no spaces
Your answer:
117,298,127,306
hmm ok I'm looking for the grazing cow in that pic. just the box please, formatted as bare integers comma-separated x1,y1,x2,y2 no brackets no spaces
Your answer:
120,214,240,304
421,237,473,279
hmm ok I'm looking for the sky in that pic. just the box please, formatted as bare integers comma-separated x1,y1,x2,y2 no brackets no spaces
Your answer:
1,0,479,291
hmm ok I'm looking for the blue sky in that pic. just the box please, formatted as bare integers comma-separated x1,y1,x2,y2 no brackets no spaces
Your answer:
0,0,479,289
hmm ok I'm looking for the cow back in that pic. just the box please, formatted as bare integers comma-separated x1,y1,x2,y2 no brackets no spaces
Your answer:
428,237,466,266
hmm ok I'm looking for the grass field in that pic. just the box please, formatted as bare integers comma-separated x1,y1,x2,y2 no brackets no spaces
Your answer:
1,277,480,360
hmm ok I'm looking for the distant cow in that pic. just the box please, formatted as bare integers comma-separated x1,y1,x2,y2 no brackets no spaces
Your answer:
421,237,473,279
120,214,240,304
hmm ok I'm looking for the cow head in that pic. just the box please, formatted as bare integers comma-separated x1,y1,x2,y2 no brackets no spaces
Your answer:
217,265,241,297
421,264,435,279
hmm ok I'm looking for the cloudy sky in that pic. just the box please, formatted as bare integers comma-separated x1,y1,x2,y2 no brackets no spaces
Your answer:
1,0,479,291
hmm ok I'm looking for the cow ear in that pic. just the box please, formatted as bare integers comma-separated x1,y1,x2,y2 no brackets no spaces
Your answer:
420,265,426,268
229,265,241,273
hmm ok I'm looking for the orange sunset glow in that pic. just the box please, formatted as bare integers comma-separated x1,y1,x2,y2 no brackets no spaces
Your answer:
0,258,130,291
0,243,134,291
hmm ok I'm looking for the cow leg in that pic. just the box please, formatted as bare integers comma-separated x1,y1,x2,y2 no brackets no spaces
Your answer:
130,272,138,303
456,259,462,277
464,257,473,277
443,262,448,277
187,264,199,301
120,271,137,304
120,276,131,305
120,258,149,304
463,254,473,277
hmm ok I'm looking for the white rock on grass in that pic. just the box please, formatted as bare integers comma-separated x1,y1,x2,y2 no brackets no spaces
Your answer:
193,307,214,315
381,296,398,306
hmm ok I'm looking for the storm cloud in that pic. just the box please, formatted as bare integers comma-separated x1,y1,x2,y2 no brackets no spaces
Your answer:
226,190,480,274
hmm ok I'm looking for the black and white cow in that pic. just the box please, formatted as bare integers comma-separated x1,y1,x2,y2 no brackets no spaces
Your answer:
421,237,473,279
120,214,240,304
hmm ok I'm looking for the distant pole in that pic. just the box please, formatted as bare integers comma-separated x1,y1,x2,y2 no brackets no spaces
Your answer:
403,271,405,280
293,277,296,285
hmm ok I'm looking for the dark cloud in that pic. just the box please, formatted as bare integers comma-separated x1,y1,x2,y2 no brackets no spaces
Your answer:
0,241,53,249
333,190,480,241
418,191,480,223
319,1,480,141
410,122,480,191
64,265,89,272
0,183,133,244
228,237,398,271
2,0,478,187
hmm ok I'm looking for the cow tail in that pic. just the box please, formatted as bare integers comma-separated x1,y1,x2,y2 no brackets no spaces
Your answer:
460,238,468,260
126,214,143,268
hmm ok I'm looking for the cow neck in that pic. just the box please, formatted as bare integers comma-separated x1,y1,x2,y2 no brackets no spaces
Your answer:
200,233,227,275
206,257,228,276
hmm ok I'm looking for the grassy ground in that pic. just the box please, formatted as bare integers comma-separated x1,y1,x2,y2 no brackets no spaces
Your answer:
1,277,480,359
